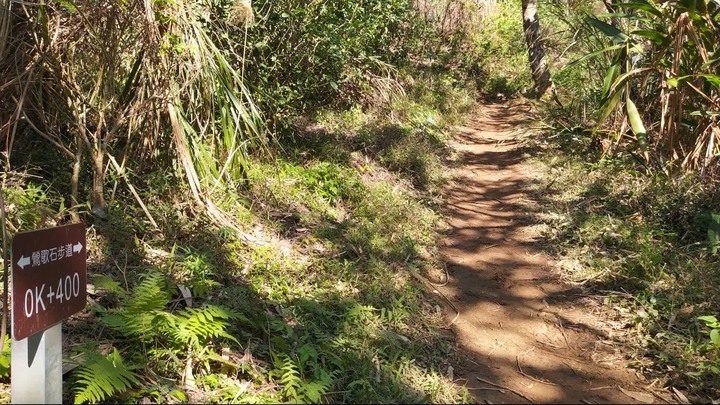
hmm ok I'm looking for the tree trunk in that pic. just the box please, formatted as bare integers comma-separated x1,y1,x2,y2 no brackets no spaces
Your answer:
521,0,552,98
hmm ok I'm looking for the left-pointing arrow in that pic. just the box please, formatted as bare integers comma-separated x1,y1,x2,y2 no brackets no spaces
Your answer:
17,255,30,269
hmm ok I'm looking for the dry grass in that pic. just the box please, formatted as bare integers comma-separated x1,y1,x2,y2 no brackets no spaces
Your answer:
229,0,254,27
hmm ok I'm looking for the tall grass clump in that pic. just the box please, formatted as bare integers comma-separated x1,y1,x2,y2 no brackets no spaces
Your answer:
530,126,720,401
0,0,266,230
533,0,719,174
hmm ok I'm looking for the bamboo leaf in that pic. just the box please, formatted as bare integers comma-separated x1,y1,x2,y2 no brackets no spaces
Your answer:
607,68,653,99
597,13,636,19
626,98,650,161
586,17,630,44
631,29,670,45
626,99,646,136
668,74,720,89
602,63,620,100
689,110,720,117
565,44,624,68
618,1,663,18
598,87,625,125
699,74,720,88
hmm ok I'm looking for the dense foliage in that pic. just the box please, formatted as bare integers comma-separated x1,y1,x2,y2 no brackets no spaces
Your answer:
0,0,478,403
0,0,718,402
243,0,431,127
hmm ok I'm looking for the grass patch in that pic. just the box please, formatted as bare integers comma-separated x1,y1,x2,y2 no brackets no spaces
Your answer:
0,71,476,403
527,129,720,401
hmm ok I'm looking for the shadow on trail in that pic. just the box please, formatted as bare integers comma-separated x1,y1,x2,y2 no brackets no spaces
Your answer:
439,103,648,404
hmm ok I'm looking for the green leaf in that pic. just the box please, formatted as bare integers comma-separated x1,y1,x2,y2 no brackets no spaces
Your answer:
586,17,630,44
699,74,720,89
619,1,663,17
606,68,653,97
669,74,720,89
602,64,620,100
565,44,624,68
711,329,720,346
626,98,649,161
597,12,636,19
689,110,720,117
56,0,78,12
626,99,645,136
631,29,669,45
170,390,187,401
699,315,719,325
598,87,625,125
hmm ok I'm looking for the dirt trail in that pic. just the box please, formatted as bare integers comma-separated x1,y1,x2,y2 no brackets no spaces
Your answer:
440,103,660,404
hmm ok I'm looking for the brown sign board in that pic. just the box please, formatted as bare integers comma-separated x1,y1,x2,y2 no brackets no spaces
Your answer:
11,223,87,341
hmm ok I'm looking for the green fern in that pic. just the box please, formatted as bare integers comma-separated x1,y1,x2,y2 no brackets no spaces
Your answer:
89,274,128,300
125,272,172,312
101,272,173,341
299,371,335,403
95,270,245,384
73,348,140,404
168,306,243,350
271,353,302,402
270,353,336,403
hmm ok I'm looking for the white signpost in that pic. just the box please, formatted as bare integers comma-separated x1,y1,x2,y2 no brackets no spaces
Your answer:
11,324,62,403
10,223,87,404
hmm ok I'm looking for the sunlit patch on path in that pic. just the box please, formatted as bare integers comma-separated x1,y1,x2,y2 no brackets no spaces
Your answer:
439,103,657,404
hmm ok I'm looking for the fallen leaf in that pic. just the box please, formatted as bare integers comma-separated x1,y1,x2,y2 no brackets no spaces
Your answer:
672,387,690,404
177,284,193,307
619,387,654,403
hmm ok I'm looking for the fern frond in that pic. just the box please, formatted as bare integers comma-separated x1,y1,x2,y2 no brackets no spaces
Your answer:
104,310,176,340
271,353,302,402
301,368,336,403
89,274,128,300
299,380,326,403
170,305,242,348
101,271,174,341
73,348,140,404
127,272,171,313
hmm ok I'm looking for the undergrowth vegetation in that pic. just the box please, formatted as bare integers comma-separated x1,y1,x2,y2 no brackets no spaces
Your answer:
0,70,475,403
1,0,718,402
528,129,720,401
0,0,486,402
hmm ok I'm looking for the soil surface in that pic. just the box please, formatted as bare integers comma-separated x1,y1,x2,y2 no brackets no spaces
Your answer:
439,102,667,404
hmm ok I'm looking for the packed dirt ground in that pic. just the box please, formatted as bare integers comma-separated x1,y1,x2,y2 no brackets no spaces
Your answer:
439,102,677,404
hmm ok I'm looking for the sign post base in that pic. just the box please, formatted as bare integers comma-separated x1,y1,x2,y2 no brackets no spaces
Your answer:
11,323,63,404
